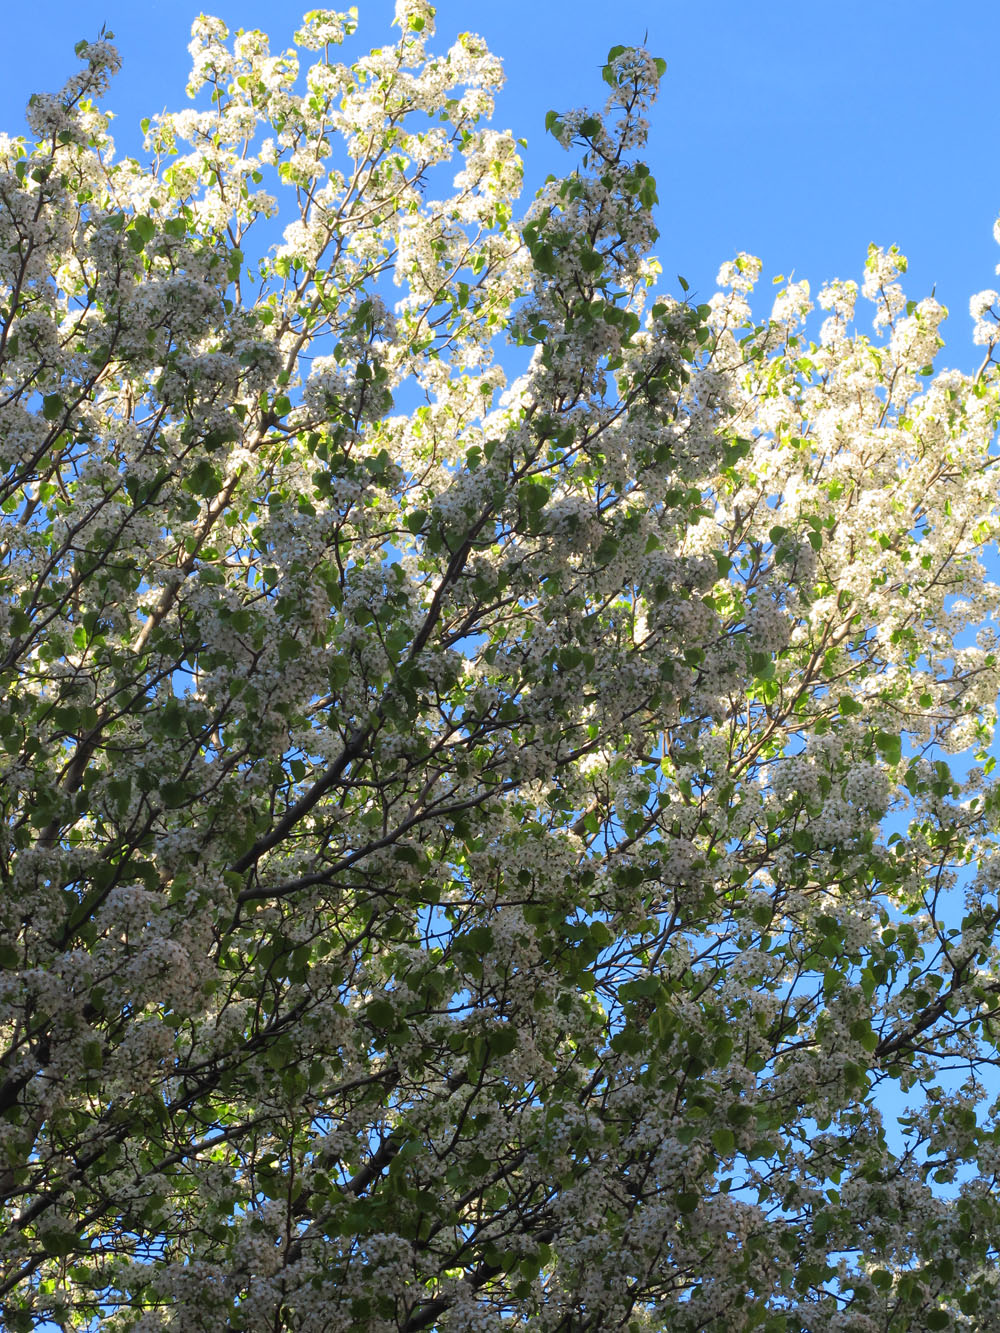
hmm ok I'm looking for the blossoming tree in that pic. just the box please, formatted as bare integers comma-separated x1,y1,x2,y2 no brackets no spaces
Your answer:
3,4,1000,1330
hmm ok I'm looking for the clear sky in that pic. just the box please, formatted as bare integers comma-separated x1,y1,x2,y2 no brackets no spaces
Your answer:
3,1,1000,371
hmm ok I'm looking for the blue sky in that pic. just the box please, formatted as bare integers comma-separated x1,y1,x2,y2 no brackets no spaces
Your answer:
4,1,1000,371
7,8,1000,1323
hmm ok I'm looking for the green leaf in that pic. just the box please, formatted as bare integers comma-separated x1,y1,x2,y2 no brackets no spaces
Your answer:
491,1026,517,1056
161,780,190,808
39,1227,80,1257
875,731,902,766
366,999,395,1029
185,459,223,498
128,214,155,252
593,535,619,565
712,1127,736,1154
520,481,550,512
849,1018,878,1052
721,436,751,468
82,1038,104,1069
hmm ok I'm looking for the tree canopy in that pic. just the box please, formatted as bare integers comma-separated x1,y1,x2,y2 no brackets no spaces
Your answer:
4,5,1000,1330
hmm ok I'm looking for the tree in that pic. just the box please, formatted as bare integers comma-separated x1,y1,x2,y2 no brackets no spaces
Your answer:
3,3,1000,1329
